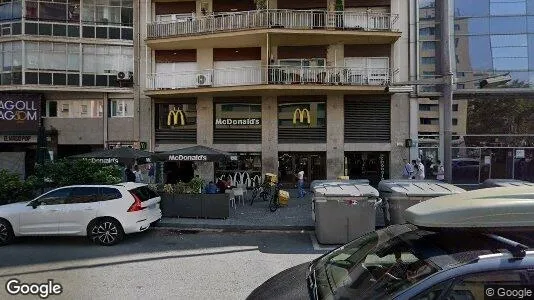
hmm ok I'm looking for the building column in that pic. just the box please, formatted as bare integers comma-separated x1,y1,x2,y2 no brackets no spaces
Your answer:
326,94,344,179
196,96,214,180
262,96,278,175
391,94,410,179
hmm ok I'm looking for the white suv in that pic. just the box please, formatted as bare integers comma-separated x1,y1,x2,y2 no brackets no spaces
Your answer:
0,183,162,246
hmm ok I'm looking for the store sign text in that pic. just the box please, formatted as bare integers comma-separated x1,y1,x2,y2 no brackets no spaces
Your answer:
0,135,37,143
0,101,39,121
215,118,261,126
168,155,207,161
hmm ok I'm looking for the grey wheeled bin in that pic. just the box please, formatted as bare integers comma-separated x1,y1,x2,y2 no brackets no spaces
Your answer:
378,180,466,225
312,181,380,245
482,179,534,188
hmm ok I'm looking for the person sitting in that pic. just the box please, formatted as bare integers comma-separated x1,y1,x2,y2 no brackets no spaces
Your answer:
216,178,228,193
205,181,218,194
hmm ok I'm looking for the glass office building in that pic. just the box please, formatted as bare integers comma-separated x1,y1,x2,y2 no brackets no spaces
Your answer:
416,0,534,184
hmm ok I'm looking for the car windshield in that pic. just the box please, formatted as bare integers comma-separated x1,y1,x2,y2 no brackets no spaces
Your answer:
313,224,440,300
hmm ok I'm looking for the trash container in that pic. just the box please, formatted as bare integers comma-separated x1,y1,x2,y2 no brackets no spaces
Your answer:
378,180,466,225
482,179,534,188
312,181,380,244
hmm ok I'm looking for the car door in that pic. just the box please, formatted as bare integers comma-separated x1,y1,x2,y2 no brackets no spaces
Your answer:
18,188,72,235
58,187,100,235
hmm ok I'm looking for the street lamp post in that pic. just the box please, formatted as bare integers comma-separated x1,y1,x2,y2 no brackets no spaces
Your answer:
440,0,454,183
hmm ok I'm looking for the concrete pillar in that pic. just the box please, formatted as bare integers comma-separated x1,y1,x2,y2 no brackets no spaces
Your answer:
197,0,213,14
327,44,344,68
390,93,410,179
262,96,278,174
197,48,213,70
326,94,344,179
196,96,214,180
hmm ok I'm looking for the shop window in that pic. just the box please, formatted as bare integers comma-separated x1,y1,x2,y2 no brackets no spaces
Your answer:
156,103,197,130
46,100,103,118
278,102,326,128
215,153,262,187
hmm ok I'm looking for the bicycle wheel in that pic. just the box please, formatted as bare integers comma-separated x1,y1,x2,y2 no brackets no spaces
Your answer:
269,190,279,212
250,188,258,205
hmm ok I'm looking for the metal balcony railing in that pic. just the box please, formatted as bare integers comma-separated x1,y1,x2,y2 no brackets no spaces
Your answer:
146,66,390,90
147,9,398,39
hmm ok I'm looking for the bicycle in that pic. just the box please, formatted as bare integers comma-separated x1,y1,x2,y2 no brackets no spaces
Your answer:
266,183,282,212
249,182,270,205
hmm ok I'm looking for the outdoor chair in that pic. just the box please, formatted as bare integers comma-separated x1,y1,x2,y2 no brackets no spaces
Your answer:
236,183,248,199
225,189,236,209
233,187,245,207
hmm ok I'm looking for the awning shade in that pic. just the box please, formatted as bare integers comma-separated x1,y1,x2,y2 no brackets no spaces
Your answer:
154,145,232,162
69,147,153,164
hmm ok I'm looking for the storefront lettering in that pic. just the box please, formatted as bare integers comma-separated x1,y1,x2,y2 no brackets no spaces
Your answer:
215,118,261,126
167,108,186,126
0,100,39,121
168,154,208,161
0,135,37,143
87,158,120,164
293,108,311,124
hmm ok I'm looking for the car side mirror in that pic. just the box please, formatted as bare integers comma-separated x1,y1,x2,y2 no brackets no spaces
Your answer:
30,201,41,209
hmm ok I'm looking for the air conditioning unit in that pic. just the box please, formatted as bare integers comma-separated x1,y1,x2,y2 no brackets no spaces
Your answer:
117,71,133,81
196,73,212,86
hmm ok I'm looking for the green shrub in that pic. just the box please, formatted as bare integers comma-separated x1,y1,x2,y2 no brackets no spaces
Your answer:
0,170,36,205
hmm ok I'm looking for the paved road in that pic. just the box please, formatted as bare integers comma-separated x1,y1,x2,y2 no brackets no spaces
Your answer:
0,229,325,300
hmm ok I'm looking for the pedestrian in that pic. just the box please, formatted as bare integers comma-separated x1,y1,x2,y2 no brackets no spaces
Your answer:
125,166,136,182
415,158,425,180
402,159,414,179
297,170,305,198
147,163,155,183
205,181,218,194
411,160,417,179
436,160,445,181
133,165,143,183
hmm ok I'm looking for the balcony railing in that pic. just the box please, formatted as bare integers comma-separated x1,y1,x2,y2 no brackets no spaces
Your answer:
147,9,398,39
146,66,390,90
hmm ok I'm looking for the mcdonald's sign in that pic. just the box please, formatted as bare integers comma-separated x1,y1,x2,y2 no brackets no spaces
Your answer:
167,108,186,126
292,108,311,125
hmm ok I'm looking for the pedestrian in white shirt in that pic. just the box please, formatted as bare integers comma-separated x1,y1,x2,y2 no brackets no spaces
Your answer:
436,160,445,181
133,165,143,183
297,170,305,198
415,158,425,180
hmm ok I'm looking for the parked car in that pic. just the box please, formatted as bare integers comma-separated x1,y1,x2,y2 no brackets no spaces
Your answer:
248,186,534,300
0,183,161,246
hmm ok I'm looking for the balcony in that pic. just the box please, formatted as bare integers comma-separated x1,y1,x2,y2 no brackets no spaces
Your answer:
147,10,400,48
146,65,390,95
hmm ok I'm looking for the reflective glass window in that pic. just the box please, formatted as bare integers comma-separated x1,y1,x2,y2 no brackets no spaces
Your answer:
490,1,526,16
490,34,528,47
493,57,529,71
490,16,527,34
529,34,534,69
455,0,490,17
528,16,534,32
492,46,528,58
462,17,489,35
465,36,493,71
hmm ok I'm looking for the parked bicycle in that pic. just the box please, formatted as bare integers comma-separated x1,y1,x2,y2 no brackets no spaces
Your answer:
249,182,270,205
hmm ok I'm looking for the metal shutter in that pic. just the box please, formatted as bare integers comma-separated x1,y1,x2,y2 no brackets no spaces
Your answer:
155,129,197,144
213,129,261,144
344,98,390,142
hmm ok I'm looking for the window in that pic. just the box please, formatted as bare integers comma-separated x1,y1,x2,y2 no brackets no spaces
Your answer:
421,41,435,50
420,118,439,125
110,99,133,117
101,187,122,201
453,104,458,111
419,104,438,111
278,102,326,128
129,186,158,202
45,100,103,118
157,103,197,130
421,57,436,64
0,1,22,21
453,118,458,126
35,188,71,205
490,0,526,16
67,187,99,204
82,0,132,26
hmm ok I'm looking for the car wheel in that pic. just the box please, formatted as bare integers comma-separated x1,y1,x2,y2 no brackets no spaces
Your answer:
0,219,14,246
88,219,124,246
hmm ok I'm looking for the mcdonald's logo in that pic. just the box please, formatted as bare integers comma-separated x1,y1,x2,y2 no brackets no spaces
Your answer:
293,108,311,125
167,108,186,126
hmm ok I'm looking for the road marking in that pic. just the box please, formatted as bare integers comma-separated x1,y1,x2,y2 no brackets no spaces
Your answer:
309,233,339,251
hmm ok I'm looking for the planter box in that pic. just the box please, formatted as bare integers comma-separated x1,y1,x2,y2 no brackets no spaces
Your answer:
160,193,229,219
202,193,229,219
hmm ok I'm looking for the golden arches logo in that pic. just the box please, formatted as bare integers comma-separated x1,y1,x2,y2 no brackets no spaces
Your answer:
292,108,311,125
167,108,186,126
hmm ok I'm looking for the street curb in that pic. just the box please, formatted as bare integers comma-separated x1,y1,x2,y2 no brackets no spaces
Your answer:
154,223,315,233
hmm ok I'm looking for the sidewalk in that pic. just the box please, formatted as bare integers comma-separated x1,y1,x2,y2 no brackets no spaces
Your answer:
156,189,315,231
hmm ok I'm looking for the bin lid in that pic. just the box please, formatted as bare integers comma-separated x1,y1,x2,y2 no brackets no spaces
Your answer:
483,179,534,188
404,186,534,228
312,181,379,197
310,179,369,191
378,180,465,197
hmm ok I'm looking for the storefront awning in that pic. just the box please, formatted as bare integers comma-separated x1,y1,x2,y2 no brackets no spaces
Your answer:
154,145,232,162
69,147,153,165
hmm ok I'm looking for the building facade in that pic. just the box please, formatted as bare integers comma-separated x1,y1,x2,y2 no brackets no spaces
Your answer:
413,0,534,184
0,0,135,177
137,0,412,186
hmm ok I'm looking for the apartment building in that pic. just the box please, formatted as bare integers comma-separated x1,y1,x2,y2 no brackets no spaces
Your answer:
0,0,135,177
138,0,412,186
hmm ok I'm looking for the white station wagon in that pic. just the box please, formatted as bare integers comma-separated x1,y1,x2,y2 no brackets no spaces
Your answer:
0,183,162,246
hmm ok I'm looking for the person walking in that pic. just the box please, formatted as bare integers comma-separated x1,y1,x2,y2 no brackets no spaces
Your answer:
125,166,136,183
133,165,143,183
297,170,306,198
402,159,414,179
147,163,155,183
436,160,445,181
415,158,425,180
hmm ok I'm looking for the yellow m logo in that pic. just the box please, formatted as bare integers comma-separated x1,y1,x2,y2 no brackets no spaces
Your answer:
293,108,311,125
167,108,186,126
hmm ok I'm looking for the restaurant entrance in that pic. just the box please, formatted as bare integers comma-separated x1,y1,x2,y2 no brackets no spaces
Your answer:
278,152,326,188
